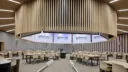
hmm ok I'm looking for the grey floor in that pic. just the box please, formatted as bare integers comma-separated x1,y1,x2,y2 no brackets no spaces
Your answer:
18,59,99,72
19,60,46,72
73,60,99,72
43,59,74,72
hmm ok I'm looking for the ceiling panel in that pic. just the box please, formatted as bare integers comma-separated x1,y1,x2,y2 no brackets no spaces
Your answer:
0,0,21,10
118,19,128,24
0,19,14,25
110,0,128,10
118,26,128,31
119,12,128,17
0,25,14,31
0,12,14,17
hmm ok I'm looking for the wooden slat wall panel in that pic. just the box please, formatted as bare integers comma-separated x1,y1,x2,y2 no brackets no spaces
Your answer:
77,34,128,53
15,0,117,37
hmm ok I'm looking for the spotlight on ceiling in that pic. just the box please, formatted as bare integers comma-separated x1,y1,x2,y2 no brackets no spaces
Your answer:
117,24,128,26
109,0,119,3
8,0,21,4
118,9,128,12
117,29,128,33
0,17,14,20
0,24,15,28
118,17,128,20
0,9,14,12
6,29,15,32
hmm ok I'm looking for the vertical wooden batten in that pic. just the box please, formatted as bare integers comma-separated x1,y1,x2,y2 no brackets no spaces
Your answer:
15,0,117,38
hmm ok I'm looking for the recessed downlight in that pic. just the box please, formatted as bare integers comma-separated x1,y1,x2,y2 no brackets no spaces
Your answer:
118,17,128,20
109,0,119,3
0,24,15,28
8,0,21,4
117,29,128,33
6,29,15,32
0,9,14,12
118,9,128,12
0,17,14,20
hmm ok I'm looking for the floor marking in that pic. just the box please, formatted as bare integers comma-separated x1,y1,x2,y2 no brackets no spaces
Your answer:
70,60,79,72
37,60,54,72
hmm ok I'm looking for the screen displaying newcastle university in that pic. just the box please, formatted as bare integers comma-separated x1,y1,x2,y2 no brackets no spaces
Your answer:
22,33,107,44
92,35,107,43
54,33,72,44
22,33,53,43
73,34,91,44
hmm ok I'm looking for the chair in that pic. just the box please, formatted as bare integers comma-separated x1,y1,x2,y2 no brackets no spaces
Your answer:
17,51,22,57
32,53,39,63
100,52,108,61
12,51,18,57
11,59,20,72
40,54,45,62
8,51,12,58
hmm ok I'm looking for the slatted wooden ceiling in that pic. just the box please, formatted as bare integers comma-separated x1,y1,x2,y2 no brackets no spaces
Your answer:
0,0,128,34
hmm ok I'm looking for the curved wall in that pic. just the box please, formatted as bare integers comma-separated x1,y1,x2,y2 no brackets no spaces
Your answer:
15,0,117,38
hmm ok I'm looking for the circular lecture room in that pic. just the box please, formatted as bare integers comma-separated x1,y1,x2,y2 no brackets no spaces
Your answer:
0,0,128,72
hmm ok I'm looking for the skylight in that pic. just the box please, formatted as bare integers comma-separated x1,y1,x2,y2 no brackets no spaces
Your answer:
117,24,128,26
109,0,119,3
118,9,128,12
0,17,14,20
6,29,15,32
118,17,128,20
117,29,128,33
0,24,14,27
8,0,21,4
0,9,14,12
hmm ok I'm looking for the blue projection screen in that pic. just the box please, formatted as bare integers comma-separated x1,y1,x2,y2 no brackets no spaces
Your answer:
73,34,91,44
54,33,72,44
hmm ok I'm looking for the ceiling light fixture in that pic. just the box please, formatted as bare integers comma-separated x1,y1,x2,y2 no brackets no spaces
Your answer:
118,17,128,20
117,24,128,26
117,29,128,33
6,29,15,32
8,0,21,4
118,9,128,12
109,0,119,3
0,17,14,20
0,24,15,28
0,9,14,12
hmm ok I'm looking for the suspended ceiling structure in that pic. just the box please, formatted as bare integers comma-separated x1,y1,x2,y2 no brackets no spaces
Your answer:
0,0,128,39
